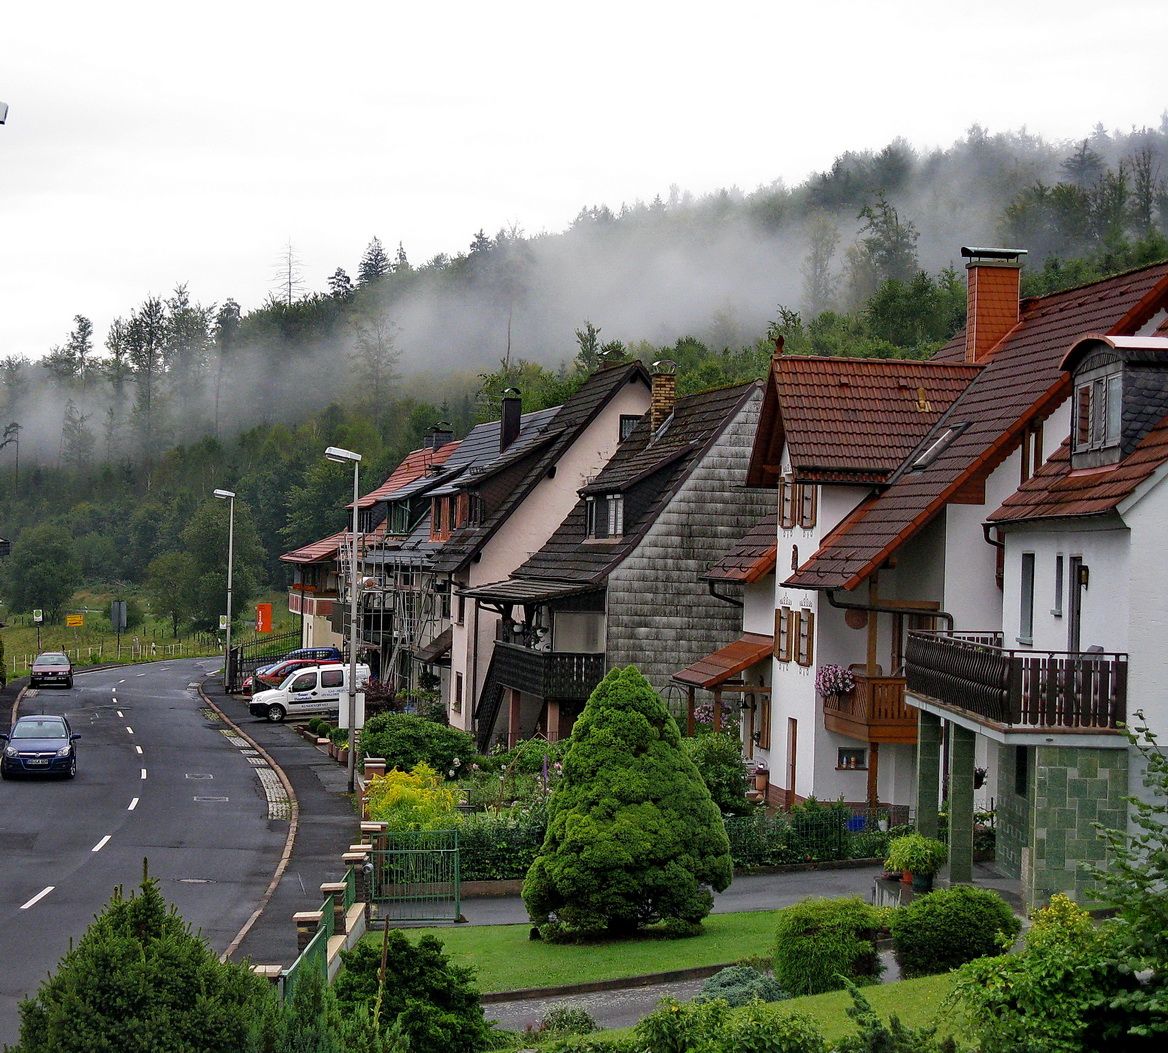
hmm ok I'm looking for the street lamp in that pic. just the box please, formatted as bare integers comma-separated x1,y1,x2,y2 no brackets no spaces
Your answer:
324,446,362,792
213,489,235,688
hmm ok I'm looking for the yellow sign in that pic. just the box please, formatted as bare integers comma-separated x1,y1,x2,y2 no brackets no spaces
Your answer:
65,613,84,627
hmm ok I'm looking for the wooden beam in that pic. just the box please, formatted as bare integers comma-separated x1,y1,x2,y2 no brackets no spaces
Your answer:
866,741,880,808
866,576,879,675
687,686,696,737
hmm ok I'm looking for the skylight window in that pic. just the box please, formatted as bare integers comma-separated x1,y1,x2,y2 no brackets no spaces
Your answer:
911,422,970,471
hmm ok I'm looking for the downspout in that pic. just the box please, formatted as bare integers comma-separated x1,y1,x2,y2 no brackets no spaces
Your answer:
708,581,744,608
824,589,954,632
982,523,1005,591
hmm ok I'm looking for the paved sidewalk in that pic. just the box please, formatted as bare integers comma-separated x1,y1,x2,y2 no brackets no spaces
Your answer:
201,678,360,967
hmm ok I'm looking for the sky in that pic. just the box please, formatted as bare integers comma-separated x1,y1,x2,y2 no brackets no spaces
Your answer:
2,0,1166,362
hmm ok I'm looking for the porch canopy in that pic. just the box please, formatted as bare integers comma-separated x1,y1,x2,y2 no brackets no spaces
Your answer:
456,577,601,615
671,632,773,734
413,626,452,664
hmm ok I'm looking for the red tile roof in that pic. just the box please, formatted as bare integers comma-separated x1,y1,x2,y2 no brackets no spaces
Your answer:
706,513,778,583
773,356,980,483
350,441,459,509
788,261,1168,591
671,632,774,689
280,530,346,565
989,416,1168,523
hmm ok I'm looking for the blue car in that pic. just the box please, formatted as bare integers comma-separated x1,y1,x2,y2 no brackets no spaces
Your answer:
1,714,81,779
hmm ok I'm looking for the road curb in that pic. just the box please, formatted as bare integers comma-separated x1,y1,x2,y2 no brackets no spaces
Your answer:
197,675,301,963
480,962,735,1004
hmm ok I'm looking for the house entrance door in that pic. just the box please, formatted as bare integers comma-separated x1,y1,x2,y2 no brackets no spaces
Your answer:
786,717,798,809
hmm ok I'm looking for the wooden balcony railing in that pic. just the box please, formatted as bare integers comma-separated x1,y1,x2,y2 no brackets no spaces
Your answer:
822,674,917,744
491,641,606,701
905,631,1127,732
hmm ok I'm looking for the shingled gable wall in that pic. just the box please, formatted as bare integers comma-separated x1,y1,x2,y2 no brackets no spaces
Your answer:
605,390,770,693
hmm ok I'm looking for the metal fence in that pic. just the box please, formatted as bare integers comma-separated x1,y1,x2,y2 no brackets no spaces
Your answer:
227,629,301,692
10,635,220,676
369,829,461,924
280,867,356,1003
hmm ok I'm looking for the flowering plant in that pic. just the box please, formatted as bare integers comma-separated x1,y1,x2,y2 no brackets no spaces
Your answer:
815,663,855,698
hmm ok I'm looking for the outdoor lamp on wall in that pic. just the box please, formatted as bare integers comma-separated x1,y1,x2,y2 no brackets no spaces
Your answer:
324,445,362,793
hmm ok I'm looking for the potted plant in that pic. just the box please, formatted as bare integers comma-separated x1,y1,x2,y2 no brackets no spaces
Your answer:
884,833,948,892
751,761,769,793
814,663,856,702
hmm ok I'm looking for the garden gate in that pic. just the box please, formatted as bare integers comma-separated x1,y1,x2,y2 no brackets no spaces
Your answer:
369,829,461,924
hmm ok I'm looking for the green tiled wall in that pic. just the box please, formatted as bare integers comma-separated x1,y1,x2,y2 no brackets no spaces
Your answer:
995,743,1027,879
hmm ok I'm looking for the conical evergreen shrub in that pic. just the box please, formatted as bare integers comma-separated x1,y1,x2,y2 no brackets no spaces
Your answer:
522,665,732,937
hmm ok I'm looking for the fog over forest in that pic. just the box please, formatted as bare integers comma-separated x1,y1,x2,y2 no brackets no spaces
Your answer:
4,119,1167,465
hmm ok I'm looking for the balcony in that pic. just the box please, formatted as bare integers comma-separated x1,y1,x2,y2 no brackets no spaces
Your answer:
288,589,337,618
822,673,917,744
492,641,606,701
905,631,1127,732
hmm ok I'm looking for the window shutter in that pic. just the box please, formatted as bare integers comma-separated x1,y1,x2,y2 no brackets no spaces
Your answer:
758,694,771,748
780,480,796,529
796,609,815,666
799,484,817,529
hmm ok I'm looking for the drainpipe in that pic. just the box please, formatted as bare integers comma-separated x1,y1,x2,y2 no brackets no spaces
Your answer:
707,581,744,608
824,589,954,632
982,523,1005,591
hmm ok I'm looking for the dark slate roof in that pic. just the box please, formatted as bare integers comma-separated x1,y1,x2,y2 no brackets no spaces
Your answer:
429,362,651,574
787,261,1168,591
705,512,777,583
514,381,762,586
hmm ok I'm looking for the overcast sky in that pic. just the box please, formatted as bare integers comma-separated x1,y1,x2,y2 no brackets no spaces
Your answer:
2,0,1166,361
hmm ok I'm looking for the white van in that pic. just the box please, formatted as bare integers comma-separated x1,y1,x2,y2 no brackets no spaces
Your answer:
248,662,371,722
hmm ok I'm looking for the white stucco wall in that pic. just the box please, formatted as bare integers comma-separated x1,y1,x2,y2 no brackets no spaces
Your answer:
1124,472,1168,739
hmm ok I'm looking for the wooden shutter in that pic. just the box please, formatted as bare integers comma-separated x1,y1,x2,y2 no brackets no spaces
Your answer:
780,480,796,529
796,609,815,666
774,606,793,662
757,694,771,748
799,484,817,529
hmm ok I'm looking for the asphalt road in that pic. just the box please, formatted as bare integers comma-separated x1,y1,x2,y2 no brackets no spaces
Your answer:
0,659,286,1047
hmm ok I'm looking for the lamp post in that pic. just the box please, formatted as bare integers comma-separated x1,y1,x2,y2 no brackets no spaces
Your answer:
324,445,362,792
213,489,235,688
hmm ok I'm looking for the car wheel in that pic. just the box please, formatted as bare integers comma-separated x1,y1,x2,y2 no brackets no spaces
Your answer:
65,675,74,689
267,704,286,723
66,756,77,779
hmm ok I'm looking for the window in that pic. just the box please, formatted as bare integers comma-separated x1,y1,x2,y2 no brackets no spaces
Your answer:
455,492,469,529
607,495,624,537
837,747,866,770
453,672,463,713
619,414,641,441
796,609,815,666
912,422,970,470
1074,374,1122,452
468,493,483,526
779,479,817,530
455,593,465,625
320,669,343,688
586,494,623,538
289,673,316,692
774,606,794,662
1018,552,1035,645
1052,554,1064,617
779,478,796,529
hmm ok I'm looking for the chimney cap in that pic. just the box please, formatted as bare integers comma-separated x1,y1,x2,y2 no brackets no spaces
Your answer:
501,387,521,399
961,246,1027,265
650,359,677,376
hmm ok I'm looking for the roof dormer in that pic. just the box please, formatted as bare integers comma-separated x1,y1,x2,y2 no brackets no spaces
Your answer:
1061,335,1168,468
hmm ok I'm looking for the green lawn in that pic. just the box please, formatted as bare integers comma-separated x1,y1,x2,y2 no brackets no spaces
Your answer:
377,911,782,993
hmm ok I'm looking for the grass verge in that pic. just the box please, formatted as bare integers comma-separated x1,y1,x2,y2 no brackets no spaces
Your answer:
377,911,782,994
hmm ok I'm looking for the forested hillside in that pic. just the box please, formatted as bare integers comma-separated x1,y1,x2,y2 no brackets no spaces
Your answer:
3,119,1168,632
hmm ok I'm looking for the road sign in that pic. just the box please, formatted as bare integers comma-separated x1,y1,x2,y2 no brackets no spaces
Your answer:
111,600,127,631
32,609,43,623
219,614,229,630
65,613,84,628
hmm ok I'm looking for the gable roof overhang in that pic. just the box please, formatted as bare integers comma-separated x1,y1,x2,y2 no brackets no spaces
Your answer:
671,633,774,689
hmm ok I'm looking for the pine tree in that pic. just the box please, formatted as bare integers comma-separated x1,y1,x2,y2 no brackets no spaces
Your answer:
358,237,392,286
328,267,354,300
523,665,732,937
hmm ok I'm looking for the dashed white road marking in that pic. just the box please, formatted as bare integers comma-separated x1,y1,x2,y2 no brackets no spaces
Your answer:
118,679,126,685
20,887,54,910
128,797,139,811
135,673,146,677
135,745,143,755
125,726,133,735
140,768,147,780
116,710,123,718
91,835,111,853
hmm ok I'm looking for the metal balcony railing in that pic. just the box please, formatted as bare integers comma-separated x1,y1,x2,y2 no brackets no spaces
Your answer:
905,630,1127,731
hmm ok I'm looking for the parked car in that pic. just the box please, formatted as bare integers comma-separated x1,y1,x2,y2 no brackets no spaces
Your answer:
1,714,80,779
283,646,343,663
245,657,328,695
249,662,371,722
29,652,74,689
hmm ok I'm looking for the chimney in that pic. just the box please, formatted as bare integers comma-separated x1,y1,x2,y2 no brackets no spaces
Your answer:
425,421,453,451
650,360,677,432
500,388,521,453
961,246,1027,364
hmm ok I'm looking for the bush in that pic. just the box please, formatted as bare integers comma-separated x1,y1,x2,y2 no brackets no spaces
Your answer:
772,897,883,995
683,732,753,816
334,932,492,1053
360,712,476,778
884,834,948,877
697,965,787,1007
834,981,956,1053
12,877,275,1053
538,1006,598,1037
307,717,324,735
522,666,732,937
636,998,826,1053
329,726,349,746
365,764,460,831
457,810,545,881
891,885,1020,977
953,893,1154,1053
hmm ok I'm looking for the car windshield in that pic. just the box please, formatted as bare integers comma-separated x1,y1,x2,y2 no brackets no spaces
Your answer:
12,719,67,739
36,655,69,666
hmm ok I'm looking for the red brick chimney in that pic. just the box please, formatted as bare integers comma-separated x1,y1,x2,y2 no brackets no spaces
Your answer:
650,360,677,431
962,247,1027,364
